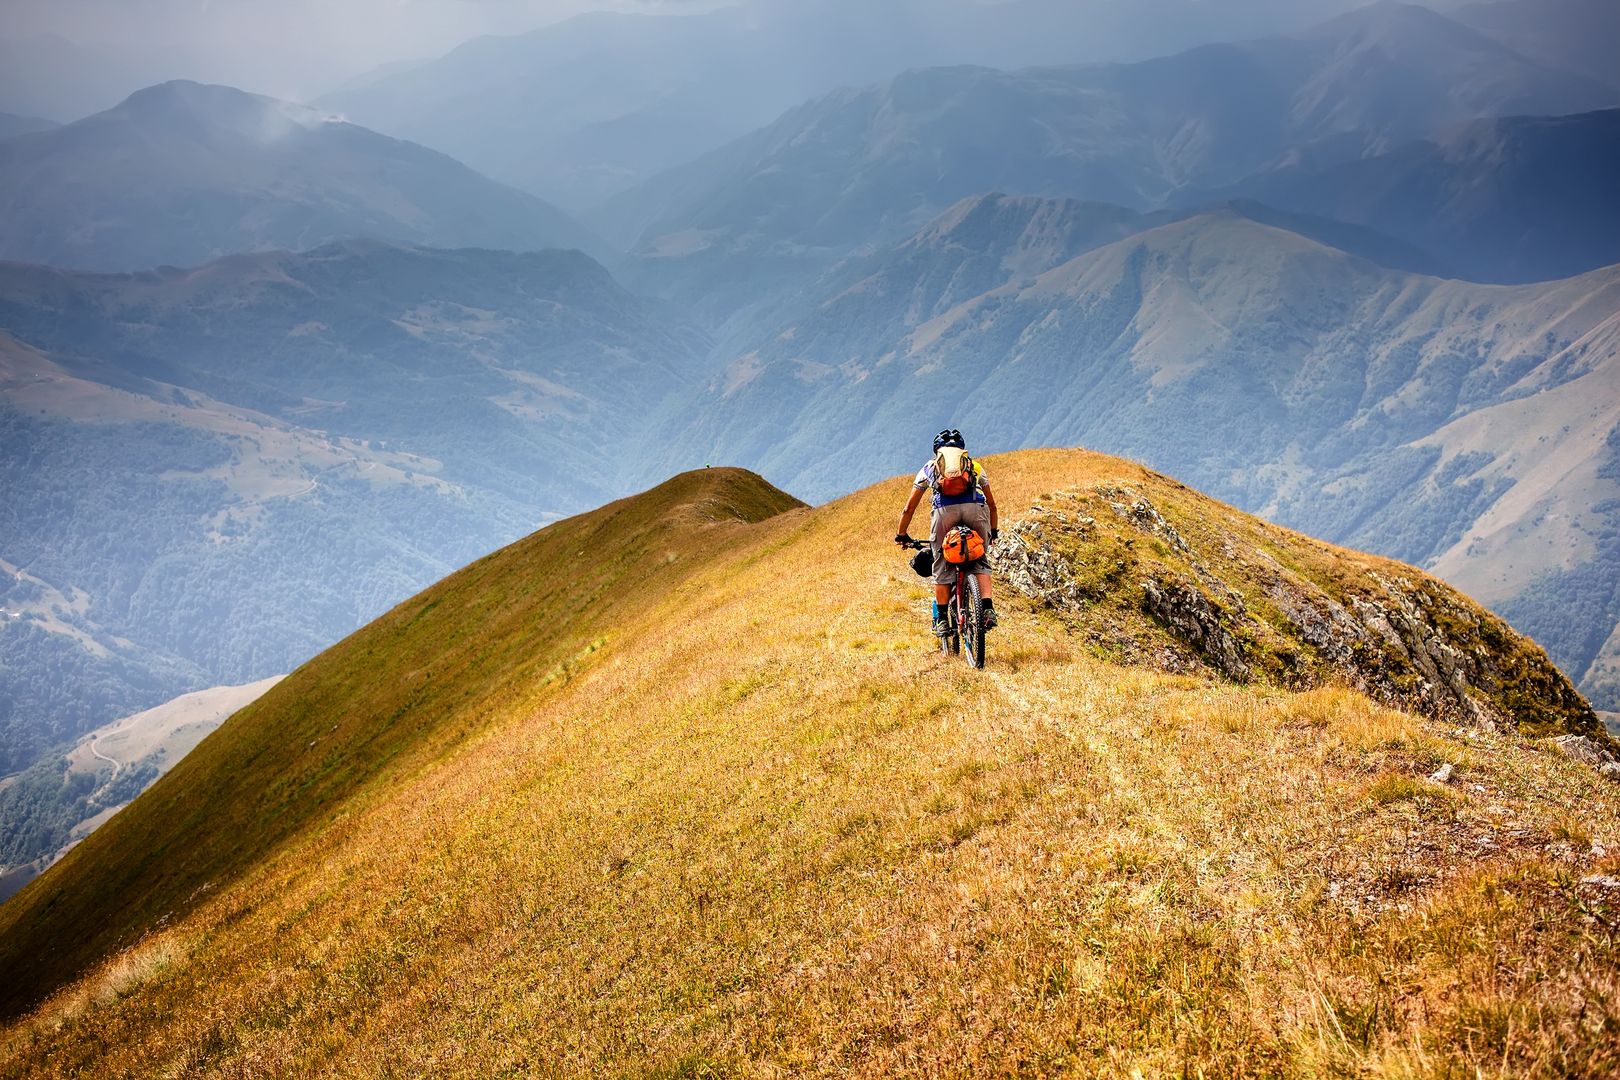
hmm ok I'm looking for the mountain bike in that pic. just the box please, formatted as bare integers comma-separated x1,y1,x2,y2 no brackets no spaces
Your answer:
902,531,989,669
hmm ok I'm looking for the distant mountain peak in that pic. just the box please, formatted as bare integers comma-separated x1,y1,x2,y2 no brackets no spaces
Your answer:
1305,0,1496,40
1061,207,1337,272
0,80,609,272
109,79,338,135
602,0,1612,310
1294,0,1612,88
116,79,256,112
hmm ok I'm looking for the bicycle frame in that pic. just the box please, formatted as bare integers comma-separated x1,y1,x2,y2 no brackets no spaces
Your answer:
905,533,988,668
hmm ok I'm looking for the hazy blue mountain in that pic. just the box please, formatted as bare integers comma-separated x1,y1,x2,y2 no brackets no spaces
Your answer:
0,81,608,273
732,193,1445,360
599,2,1616,325
752,196,1162,356
318,9,764,209
1184,110,1620,284
319,0,1408,210
665,203,1620,706
0,241,707,776
0,112,56,140
1454,0,1620,94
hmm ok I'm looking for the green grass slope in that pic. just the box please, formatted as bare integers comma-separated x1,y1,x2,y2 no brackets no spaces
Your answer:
3,451,1617,1078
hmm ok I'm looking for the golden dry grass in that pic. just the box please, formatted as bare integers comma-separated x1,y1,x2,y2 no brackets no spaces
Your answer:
3,450,1618,1077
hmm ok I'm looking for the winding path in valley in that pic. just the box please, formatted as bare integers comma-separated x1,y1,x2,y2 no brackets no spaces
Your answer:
87,731,123,780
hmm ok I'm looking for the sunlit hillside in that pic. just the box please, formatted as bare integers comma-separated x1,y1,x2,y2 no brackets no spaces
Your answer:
3,451,1617,1078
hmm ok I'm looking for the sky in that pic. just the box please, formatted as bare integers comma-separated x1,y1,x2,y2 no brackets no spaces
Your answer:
0,0,1442,118
0,0,722,102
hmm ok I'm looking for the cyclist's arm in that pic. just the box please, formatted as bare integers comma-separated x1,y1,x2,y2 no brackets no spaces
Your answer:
985,485,999,531
897,486,925,537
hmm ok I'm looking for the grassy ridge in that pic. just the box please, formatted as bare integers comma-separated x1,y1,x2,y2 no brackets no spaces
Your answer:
3,451,1617,1077
0,467,803,1021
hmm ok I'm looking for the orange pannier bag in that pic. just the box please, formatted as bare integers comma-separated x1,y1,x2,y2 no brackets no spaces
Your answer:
942,525,986,565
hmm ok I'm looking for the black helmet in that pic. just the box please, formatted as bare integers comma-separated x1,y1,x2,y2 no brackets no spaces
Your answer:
933,428,965,452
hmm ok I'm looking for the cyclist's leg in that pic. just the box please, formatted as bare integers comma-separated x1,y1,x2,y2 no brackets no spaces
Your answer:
928,505,948,629
930,506,948,605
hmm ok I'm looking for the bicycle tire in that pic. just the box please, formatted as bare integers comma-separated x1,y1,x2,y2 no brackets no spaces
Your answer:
964,574,986,669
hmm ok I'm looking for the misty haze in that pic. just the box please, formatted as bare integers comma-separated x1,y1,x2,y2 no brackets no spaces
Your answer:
2,0,1620,1073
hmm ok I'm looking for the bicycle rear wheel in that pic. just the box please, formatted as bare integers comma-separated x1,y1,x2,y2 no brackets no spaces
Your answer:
964,574,986,669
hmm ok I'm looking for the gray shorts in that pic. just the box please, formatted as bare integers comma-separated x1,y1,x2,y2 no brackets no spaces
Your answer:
931,502,992,584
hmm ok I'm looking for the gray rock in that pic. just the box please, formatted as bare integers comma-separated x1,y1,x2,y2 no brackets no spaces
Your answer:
1140,578,1250,682
1428,763,1454,784
1350,588,1499,730
992,524,1086,611
1268,583,1368,666
1553,735,1620,768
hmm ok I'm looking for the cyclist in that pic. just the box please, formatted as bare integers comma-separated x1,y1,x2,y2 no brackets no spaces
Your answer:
894,429,999,635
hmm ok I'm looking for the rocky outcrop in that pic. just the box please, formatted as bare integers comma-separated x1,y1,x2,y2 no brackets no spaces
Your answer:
1552,735,1620,780
994,513,1090,611
992,479,1608,742
1140,579,1250,682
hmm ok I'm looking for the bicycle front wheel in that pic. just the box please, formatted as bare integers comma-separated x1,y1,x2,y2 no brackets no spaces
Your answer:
964,574,986,669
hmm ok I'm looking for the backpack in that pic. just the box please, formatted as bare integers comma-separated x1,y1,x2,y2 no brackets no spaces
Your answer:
933,446,976,497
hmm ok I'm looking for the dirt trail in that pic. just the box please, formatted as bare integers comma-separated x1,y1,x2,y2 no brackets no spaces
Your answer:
86,724,126,780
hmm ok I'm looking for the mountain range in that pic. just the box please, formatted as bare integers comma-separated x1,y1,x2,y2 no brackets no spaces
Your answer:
1189,109,1620,284
316,0,1409,210
662,197,1620,710
0,112,54,141
601,0,1618,318
0,240,707,777
3,0,1620,1065
0,81,604,273
1451,0,1620,94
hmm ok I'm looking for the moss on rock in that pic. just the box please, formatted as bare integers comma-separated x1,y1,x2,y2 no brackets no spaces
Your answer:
993,474,1606,741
